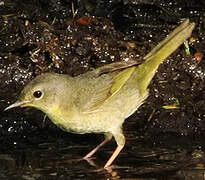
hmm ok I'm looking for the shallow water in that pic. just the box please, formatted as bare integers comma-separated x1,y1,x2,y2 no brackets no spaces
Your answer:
1,130,205,180
0,1,205,179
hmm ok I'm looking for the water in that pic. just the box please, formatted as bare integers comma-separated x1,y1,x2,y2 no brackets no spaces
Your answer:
0,130,204,180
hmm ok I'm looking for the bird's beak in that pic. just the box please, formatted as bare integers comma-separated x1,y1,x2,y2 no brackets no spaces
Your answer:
4,100,30,111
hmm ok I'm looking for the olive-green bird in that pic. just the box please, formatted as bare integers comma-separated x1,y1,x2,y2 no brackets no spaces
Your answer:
5,19,195,168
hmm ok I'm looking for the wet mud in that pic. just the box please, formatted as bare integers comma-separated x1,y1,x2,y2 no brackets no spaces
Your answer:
0,0,205,179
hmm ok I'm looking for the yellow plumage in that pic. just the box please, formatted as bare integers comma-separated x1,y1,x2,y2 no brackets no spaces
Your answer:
5,19,195,168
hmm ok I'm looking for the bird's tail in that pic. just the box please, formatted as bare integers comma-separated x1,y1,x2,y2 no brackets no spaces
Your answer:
133,19,195,94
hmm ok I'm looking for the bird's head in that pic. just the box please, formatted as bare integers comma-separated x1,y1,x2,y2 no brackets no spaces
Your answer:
4,73,71,113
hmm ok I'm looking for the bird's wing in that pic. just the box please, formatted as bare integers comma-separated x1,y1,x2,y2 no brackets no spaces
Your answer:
79,61,138,113
92,60,139,76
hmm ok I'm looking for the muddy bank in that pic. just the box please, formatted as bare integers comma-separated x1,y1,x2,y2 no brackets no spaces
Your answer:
1,0,204,139
0,0,205,179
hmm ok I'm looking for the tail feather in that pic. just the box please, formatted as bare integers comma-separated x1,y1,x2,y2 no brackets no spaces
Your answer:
134,19,195,94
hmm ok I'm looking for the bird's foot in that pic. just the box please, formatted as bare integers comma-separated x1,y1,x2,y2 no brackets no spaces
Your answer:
82,156,97,167
89,165,120,178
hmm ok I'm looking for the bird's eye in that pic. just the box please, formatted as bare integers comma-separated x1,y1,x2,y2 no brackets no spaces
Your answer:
33,90,43,98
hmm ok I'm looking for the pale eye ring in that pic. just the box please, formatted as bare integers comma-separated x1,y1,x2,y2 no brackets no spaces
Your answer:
33,90,43,99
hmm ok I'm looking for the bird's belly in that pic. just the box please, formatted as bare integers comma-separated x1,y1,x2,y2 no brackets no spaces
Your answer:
55,122,87,134
48,112,109,134
46,91,145,135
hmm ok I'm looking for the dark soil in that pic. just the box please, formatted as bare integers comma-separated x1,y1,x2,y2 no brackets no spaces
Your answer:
0,0,205,179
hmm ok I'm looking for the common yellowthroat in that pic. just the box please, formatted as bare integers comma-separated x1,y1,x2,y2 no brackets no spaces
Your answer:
5,19,195,168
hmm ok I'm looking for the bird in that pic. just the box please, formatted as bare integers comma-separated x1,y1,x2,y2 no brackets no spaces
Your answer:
5,19,195,168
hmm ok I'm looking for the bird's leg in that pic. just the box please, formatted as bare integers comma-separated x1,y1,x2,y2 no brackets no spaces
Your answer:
104,145,124,168
83,133,112,159
104,131,125,168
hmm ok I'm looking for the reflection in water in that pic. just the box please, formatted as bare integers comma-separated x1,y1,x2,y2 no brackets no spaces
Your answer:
0,133,205,180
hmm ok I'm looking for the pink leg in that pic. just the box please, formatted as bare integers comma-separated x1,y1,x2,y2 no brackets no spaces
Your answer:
83,133,112,159
104,145,124,168
104,131,125,168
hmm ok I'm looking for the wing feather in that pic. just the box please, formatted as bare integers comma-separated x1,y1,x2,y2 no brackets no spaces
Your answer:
80,63,137,113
